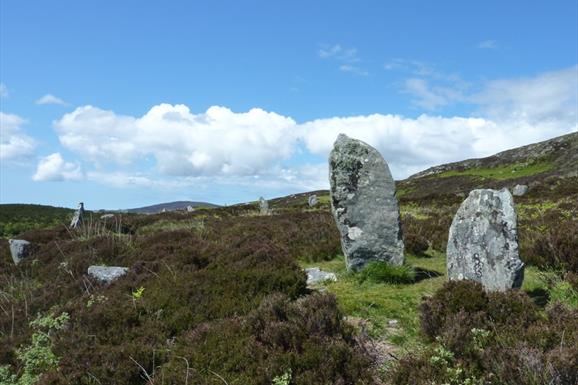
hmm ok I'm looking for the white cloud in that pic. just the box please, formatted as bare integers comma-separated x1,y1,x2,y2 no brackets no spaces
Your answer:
0,112,36,160
36,94,68,106
319,44,368,75
0,83,8,98
478,40,498,49
46,67,577,189
403,78,464,110
32,153,83,181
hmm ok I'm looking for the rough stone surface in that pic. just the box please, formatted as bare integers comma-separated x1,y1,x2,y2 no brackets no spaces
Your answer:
308,195,319,207
8,239,31,265
259,197,270,215
447,188,524,291
70,202,85,229
329,134,404,271
88,266,129,284
305,267,337,285
512,184,529,196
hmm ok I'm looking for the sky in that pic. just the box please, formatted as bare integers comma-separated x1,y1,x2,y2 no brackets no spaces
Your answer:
1,0,577,209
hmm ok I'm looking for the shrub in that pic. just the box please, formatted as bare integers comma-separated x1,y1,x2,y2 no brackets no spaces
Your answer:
356,261,416,284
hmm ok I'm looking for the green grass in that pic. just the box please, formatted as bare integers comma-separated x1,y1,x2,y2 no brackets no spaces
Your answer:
437,160,553,180
301,253,551,351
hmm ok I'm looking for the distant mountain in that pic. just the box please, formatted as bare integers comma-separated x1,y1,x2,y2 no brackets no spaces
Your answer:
126,201,220,214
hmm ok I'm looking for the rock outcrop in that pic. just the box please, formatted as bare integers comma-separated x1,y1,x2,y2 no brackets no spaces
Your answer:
329,134,404,271
447,188,524,291
8,239,31,265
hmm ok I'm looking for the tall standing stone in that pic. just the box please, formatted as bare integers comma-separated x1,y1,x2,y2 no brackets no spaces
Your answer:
259,197,270,215
447,188,524,291
70,202,85,229
329,134,404,271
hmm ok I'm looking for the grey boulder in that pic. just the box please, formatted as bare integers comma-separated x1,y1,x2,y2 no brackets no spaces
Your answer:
512,184,528,196
305,267,337,285
447,188,524,291
88,266,129,284
308,195,319,207
8,239,31,265
329,134,404,271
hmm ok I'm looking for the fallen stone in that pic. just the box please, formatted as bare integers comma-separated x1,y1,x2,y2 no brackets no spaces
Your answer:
100,214,115,220
308,194,319,207
305,267,337,285
329,134,404,271
88,266,129,284
512,184,528,196
70,202,85,229
447,188,524,291
8,239,31,265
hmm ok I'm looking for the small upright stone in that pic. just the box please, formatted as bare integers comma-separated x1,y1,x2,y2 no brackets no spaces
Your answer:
259,197,270,215
447,188,524,291
8,239,31,265
329,134,404,271
308,195,319,207
70,202,85,229
186,205,195,212
88,266,129,284
512,184,528,196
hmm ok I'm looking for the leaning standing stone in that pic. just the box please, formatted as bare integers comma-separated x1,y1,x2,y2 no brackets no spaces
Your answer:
329,134,404,271
8,239,31,265
447,188,524,291
70,202,85,229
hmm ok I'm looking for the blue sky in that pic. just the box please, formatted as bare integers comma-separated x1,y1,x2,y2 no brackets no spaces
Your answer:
1,0,577,209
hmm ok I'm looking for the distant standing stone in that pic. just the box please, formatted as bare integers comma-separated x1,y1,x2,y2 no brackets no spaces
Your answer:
308,194,319,207
447,188,524,291
8,239,31,265
512,184,528,196
259,196,270,215
186,205,195,212
329,134,404,271
305,267,337,285
88,266,129,284
70,202,85,229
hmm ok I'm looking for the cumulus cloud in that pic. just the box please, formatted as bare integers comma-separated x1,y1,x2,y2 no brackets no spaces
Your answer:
36,94,68,105
45,66,576,189
32,153,83,181
0,112,36,160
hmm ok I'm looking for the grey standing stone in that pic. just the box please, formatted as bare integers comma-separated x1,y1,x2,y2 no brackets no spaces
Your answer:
259,197,270,215
329,134,404,271
512,184,528,196
308,195,319,207
70,202,85,229
186,205,195,212
8,239,31,265
447,188,524,291
88,266,129,284
305,267,337,285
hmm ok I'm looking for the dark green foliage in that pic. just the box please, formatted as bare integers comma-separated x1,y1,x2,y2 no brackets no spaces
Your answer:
0,204,75,237
356,261,416,284
390,281,578,385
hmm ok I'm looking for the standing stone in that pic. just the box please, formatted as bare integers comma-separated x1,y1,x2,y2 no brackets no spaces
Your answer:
329,134,404,271
308,195,319,207
70,202,85,229
259,197,270,215
186,205,195,212
512,184,528,196
447,188,524,291
8,239,31,265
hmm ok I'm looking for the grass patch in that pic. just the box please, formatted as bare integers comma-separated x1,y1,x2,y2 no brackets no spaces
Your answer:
437,160,553,180
357,261,416,284
136,217,207,236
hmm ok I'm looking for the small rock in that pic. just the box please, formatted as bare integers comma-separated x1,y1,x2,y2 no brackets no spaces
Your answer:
308,195,319,207
100,213,115,220
305,267,337,285
70,202,85,229
186,205,195,212
388,319,399,327
8,239,31,265
88,266,129,284
512,184,529,196
447,188,524,291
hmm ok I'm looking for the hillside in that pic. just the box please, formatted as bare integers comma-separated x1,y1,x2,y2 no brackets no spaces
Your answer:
0,204,75,237
1,134,576,384
126,201,220,214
